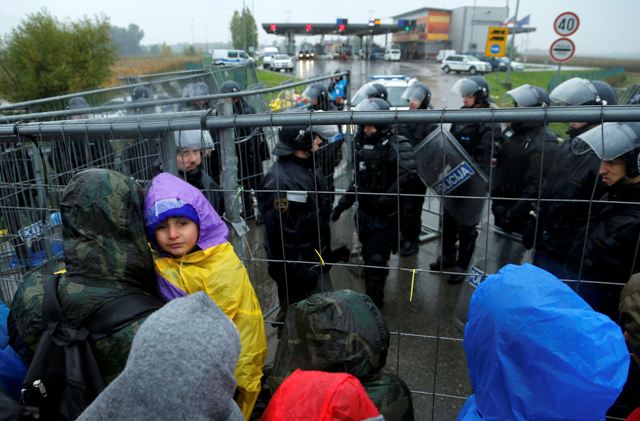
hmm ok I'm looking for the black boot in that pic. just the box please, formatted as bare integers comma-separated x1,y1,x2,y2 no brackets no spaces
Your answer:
365,277,385,309
400,239,419,257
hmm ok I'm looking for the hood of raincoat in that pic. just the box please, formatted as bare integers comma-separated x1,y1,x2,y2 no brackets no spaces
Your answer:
144,172,228,252
262,369,383,421
60,168,156,287
458,264,629,421
78,292,243,421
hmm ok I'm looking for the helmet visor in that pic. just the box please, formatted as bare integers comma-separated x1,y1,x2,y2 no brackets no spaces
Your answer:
504,84,540,107
572,122,640,160
451,79,482,98
301,84,324,101
353,98,387,112
176,129,214,150
401,84,429,104
550,78,598,106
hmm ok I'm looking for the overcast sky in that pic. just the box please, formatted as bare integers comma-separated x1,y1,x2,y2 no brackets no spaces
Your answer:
1,0,639,57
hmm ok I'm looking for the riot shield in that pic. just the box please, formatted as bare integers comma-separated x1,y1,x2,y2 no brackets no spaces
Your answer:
453,222,533,331
414,127,488,226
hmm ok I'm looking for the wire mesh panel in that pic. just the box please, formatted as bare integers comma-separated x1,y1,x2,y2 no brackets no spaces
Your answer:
1,92,638,419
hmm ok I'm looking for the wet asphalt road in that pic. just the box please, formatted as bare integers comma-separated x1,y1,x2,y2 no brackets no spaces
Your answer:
251,59,481,420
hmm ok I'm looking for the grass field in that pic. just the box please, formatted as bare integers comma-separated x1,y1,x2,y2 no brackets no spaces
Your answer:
105,55,203,87
256,69,298,87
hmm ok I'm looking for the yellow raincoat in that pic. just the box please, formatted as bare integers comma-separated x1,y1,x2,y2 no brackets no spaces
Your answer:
145,173,267,419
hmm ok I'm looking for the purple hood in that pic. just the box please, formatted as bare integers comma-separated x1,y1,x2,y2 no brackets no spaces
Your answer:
145,172,228,251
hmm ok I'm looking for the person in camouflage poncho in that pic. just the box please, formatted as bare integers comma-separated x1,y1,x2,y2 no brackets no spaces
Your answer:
9,168,161,383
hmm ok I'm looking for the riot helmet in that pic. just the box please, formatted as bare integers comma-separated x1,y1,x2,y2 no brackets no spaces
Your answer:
220,80,241,94
550,78,602,106
273,125,319,157
401,81,432,109
573,122,640,178
353,82,389,103
132,86,152,102
502,84,550,107
451,76,489,104
68,96,90,110
301,83,331,110
175,129,214,151
182,82,210,110
353,98,391,140
591,80,618,105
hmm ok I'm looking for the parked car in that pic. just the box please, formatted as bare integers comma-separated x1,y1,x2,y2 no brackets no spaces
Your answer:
498,58,525,71
384,49,401,61
211,49,254,66
270,54,295,72
437,49,456,62
298,50,314,60
262,47,279,70
441,54,492,75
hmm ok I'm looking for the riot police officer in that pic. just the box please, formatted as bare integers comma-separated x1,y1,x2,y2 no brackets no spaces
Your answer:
569,121,640,319
331,98,417,307
353,81,389,104
181,82,211,111
433,76,498,283
397,81,438,256
209,80,270,221
534,78,617,278
492,84,559,236
258,125,334,319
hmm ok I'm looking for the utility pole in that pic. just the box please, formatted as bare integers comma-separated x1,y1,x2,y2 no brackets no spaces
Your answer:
505,0,519,87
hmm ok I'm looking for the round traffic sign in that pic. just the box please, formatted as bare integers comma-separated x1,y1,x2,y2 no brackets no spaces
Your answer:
549,37,576,63
553,12,580,36
490,44,501,54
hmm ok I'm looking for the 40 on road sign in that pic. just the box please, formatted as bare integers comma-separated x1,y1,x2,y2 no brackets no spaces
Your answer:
549,37,576,63
554,12,580,36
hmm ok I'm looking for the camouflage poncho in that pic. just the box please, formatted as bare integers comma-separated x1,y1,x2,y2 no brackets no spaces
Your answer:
9,169,160,382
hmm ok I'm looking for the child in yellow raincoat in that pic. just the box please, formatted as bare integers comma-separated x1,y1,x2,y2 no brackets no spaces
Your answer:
144,172,267,419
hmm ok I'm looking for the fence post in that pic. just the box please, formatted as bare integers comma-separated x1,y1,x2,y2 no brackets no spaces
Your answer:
159,132,179,176
217,99,246,259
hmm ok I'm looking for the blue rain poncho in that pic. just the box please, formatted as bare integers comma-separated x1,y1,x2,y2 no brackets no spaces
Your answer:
458,264,629,420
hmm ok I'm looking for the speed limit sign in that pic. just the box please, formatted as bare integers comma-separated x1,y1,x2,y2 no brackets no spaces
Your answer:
554,12,580,36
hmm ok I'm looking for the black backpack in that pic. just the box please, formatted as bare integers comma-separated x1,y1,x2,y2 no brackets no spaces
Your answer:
20,277,163,420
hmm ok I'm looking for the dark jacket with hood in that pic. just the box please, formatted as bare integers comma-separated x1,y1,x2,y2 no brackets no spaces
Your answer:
458,264,628,420
492,124,560,234
9,169,159,383
182,166,225,217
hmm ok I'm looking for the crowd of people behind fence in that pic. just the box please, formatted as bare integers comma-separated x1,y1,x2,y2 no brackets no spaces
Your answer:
1,72,640,420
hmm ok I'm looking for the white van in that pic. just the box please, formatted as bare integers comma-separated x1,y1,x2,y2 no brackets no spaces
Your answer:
384,49,401,61
262,47,279,70
211,49,254,66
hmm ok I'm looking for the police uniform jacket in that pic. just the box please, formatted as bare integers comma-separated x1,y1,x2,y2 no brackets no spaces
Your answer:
492,124,560,233
258,155,331,263
337,131,417,216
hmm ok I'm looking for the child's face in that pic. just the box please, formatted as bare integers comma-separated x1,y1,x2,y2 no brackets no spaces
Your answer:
155,217,198,257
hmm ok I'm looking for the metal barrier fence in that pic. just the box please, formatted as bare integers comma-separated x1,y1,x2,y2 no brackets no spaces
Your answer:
1,101,639,419
0,62,259,116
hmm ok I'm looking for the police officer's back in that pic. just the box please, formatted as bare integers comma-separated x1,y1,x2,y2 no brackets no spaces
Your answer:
492,84,560,235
